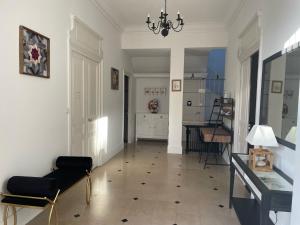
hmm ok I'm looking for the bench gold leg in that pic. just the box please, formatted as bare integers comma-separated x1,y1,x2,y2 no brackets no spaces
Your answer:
48,205,54,225
86,176,92,205
54,205,58,225
12,206,17,225
3,206,8,225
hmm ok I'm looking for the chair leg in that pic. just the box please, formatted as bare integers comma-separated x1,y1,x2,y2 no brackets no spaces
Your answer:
204,143,210,169
48,205,55,225
86,176,92,205
12,206,17,225
54,205,58,225
3,206,8,225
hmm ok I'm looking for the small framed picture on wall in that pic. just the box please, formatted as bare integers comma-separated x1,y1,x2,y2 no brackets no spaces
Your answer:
111,67,119,90
172,79,181,92
271,80,283,93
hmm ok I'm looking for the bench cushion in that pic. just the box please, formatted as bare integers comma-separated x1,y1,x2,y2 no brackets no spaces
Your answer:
7,176,58,199
2,196,49,207
56,156,92,172
44,169,86,193
1,176,58,207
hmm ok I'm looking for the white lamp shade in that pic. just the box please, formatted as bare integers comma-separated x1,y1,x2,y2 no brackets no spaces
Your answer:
285,126,297,144
246,125,279,147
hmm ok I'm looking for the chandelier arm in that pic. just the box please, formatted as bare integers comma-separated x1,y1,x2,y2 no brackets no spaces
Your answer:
153,21,162,34
172,25,184,32
169,20,181,31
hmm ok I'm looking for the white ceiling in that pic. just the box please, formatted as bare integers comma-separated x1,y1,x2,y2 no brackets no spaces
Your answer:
97,0,243,30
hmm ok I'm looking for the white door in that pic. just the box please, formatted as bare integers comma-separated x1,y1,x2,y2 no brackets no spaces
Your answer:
86,58,100,165
71,51,100,165
236,59,251,153
71,51,85,156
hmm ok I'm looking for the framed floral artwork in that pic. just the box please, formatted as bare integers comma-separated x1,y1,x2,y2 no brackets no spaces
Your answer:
19,26,50,78
111,67,119,90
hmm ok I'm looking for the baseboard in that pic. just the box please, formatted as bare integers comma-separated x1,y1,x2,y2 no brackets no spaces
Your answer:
101,142,124,165
167,145,182,154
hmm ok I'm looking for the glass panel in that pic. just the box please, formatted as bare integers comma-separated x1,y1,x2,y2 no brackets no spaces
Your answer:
261,48,300,146
237,154,293,192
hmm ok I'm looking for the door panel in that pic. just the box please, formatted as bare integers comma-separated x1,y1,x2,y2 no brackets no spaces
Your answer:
86,58,99,165
237,59,251,154
71,51,85,156
70,51,100,166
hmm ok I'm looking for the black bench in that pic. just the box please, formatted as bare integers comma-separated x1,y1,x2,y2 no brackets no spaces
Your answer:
0,156,92,225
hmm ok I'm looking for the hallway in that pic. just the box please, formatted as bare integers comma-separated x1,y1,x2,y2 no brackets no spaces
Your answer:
30,141,244,225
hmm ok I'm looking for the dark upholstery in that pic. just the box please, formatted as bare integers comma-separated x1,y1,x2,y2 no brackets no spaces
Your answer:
1,176,58,207
1,156,92,208
2,196,49,207
44,169,86,192
56,156,92,172
7,176,58,199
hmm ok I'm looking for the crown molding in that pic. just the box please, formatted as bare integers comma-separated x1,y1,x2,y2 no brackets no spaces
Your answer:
134,73,170,78
89,0,124,32
225,0,247,28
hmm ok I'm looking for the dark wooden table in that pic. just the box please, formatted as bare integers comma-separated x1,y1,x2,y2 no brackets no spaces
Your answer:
230,153,293,225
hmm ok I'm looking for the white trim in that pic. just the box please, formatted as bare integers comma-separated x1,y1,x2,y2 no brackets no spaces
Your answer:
134,73,170,78
226,0,247,27
167,145,182,154
68,16,104,166
88,0,124,32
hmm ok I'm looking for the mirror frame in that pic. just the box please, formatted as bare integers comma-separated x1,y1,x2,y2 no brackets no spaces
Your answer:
260,51,296,150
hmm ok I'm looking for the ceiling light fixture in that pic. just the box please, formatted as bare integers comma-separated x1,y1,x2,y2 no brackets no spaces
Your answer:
146,0,184,37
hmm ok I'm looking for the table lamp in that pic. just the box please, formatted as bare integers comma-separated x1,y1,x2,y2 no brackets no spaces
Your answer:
246,125,278,171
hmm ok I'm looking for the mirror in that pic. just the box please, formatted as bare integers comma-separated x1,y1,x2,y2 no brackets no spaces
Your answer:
260,48,300,149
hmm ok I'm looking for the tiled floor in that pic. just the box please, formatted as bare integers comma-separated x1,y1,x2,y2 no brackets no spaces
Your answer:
29,141,247,225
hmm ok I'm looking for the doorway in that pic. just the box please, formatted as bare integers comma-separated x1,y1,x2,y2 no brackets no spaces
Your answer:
69,17,102,167
249,51,259,130
124,75,129,143
247,51,259,149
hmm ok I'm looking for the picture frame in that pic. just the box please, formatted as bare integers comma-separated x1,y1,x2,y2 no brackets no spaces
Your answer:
271,80,283,93
111,67,119,90
19,26,50,78
172,79,182,92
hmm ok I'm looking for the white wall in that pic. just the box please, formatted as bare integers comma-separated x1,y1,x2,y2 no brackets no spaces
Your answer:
132,56,170,73
0,0,124,224
184,55,208,73
135,76,170,114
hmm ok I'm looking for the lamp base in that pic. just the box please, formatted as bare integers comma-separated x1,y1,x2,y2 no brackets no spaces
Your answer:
249,148,273,172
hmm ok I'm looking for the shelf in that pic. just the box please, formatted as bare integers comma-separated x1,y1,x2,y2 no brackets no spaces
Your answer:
232,198,274,225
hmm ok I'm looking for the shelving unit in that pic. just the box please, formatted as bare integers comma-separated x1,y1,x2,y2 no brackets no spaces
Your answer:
182,77,225,125
232,198,274,225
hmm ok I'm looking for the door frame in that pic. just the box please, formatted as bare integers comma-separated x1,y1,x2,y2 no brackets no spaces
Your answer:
123,75,129,143
68,16,103,166
233,13,262,154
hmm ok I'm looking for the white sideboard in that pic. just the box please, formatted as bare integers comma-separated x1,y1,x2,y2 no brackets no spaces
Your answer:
136,113,169,140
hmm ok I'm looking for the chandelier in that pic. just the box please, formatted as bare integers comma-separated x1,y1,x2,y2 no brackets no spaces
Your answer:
146,0,184,37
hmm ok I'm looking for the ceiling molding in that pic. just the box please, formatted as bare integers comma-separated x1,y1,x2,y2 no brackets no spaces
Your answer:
89,0,124,32
134,73,170,78
225,0,247,28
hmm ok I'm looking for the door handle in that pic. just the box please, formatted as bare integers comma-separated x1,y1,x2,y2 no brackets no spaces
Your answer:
88,118,93,122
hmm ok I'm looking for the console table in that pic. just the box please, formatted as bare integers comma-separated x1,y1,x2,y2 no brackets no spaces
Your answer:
230,153,293,225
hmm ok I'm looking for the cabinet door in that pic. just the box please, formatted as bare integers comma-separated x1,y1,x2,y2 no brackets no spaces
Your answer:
154,115,169,138
136,114,149,137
